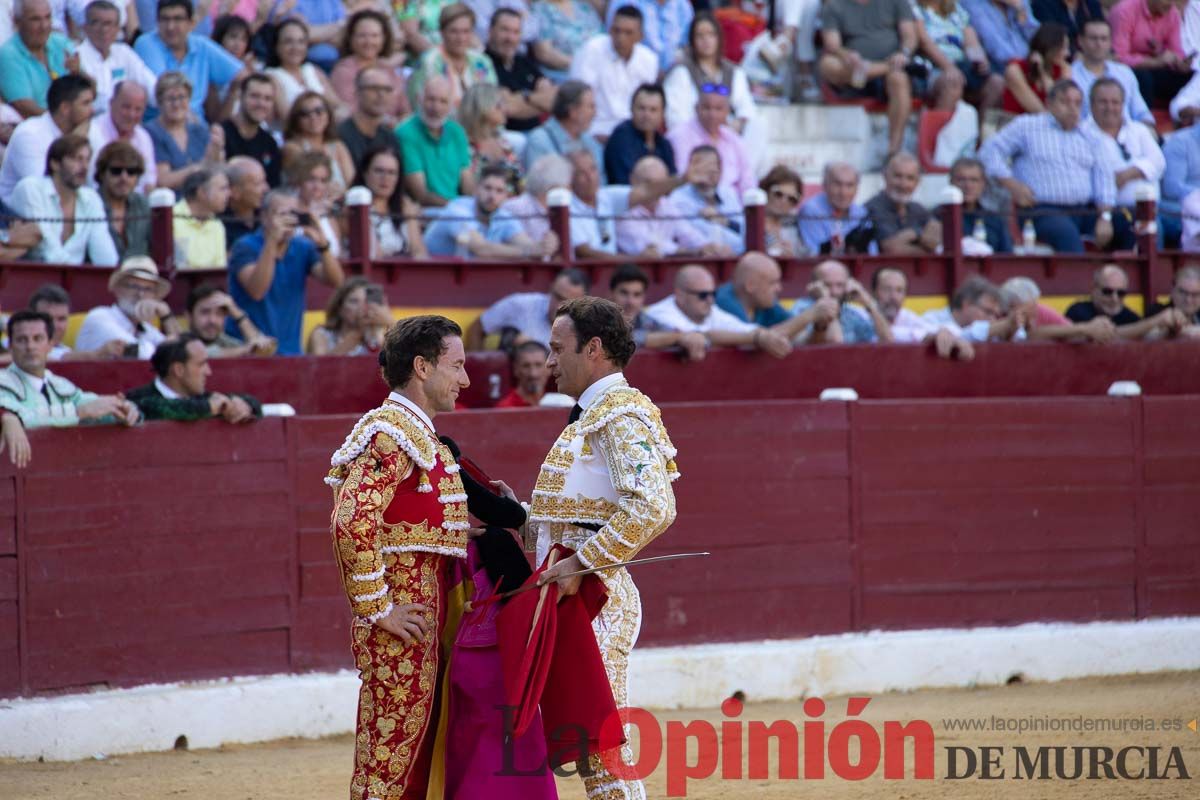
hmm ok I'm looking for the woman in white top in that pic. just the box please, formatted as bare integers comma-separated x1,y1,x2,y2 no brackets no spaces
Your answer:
281,91,356,200
287,150,342,258
344,145,427,259
662,13,766,171
266,18,345,121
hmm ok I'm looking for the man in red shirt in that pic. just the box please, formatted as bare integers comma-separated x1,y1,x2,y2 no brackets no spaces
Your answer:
495,340,549,408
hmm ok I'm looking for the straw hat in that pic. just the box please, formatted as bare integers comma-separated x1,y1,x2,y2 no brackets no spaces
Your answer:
107,256,170,299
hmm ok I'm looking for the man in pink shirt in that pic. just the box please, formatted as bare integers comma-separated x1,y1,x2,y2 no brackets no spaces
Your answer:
615,155,731,257
86,81,157,193
666,84,755,202
1110,0,1191,106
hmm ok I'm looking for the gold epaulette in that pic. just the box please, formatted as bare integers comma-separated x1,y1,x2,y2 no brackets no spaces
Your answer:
575,386,680,480
325,405,437,487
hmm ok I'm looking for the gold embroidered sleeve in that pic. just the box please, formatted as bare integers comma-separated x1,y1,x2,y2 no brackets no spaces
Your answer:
332,433,410,622
578,414,677,570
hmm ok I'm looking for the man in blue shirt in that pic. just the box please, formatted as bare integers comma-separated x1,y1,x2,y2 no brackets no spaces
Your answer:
797,161,874,254
134,0,247,123
227,191,345,356
424,164,534,257
960,0,1039,74
790,259,893,343
715,251,792,326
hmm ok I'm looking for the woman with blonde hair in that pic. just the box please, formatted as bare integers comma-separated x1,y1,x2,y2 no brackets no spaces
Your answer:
458,83,521,176
407,3,497,110
287,150,343,258
281,91,357,199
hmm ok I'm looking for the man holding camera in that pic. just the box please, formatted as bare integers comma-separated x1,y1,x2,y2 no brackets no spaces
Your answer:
227,189,345,356
75,256,183,360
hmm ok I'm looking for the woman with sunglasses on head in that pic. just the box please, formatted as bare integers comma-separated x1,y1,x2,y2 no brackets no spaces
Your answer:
458,83,522,179
96,140,150,261
281,91,357,201
266,18,346,122
759,165,808,258
331,8,410,118
345,145,428,259
663,14,759,137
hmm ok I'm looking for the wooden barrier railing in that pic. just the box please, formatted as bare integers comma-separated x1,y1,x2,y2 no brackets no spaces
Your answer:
2,395,1197,698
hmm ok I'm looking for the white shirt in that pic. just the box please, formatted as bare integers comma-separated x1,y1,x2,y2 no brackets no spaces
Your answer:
387,390,435,432
1170,70,1200,122
919,307,1027,342
570,185,631,254
10,176,120,266
644,295,758,334
0,113,62,199
662,62,758,132
1081,117,1164,206
569,35,658,138
75,304,164,359
154,376,181,399
77,39,158,115
890,307,934,343
1185,0,1200,69
13,364,45,395
87,114,158,194
578,371,626,411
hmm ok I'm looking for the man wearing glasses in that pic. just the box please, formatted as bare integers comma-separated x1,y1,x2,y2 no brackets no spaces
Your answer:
86,81,156,194
666,82,755,201
1147,267,1200,337
337,66,402,170
134,0,248,123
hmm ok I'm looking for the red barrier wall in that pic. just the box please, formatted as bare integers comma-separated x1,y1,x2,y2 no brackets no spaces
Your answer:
0,252,1189,313
3,396,1198,699
48,340,1200,416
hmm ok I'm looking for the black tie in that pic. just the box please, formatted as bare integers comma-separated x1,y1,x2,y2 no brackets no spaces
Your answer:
40,383,51,402
568,403,583,424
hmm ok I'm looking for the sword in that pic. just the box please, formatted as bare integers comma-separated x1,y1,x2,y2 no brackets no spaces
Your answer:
467,551,711,609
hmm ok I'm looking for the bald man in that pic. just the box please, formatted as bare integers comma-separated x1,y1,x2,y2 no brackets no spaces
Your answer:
223,156,269,251
798,161,872,254
864,152,941,255
615,156,730,257
397,75,474,207
790,259,894,344
1065,263,1187,339
715,252,839,346
644,263,817,358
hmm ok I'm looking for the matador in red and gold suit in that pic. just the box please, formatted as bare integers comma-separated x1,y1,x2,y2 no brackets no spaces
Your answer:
327,391,470,800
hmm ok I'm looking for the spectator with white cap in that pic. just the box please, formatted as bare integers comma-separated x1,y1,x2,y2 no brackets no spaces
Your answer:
75,255,181,360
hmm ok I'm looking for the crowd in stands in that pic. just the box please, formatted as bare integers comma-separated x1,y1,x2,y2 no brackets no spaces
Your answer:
0,0,1199,464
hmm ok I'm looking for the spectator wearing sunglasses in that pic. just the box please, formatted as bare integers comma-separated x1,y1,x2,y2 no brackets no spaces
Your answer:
571,4,658,140
86,82,157,196
1080,78,1163,212
666,82,755,202
1065,264,1141,326
95,141,150,262
1066,263,1190,339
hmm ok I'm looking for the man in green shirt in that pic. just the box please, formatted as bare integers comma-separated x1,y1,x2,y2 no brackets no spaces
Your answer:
395,75,474,207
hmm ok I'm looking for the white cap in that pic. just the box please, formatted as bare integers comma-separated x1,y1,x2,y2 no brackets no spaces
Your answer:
940,185,964,206
345,186,372,206
1107,381,1142,397
148,187,176,208
819,387,859,401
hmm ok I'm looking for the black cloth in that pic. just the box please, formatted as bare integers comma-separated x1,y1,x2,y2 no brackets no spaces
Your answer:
1065,300,1141,325
337,116,400,173
222,120,282,187
223,216,258,254
568,403,582,424
603,119,676,185
486,47,547,132
125,382,264,422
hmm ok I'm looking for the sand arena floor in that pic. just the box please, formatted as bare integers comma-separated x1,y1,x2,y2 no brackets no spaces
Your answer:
2,671,1197,799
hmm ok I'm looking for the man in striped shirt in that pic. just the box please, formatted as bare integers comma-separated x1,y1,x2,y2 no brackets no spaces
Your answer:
980,79,1132,253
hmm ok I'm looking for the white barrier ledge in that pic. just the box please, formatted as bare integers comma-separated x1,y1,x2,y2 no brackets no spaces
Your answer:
2,617,1198,761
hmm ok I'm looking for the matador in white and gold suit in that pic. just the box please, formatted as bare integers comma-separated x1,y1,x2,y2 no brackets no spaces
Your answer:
527,371,679,800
